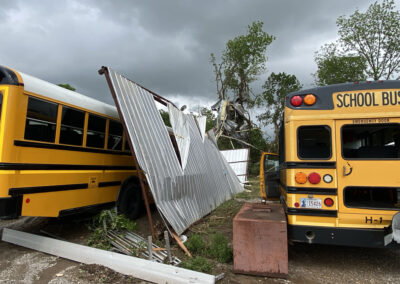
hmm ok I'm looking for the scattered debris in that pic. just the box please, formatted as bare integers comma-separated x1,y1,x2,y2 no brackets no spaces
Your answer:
2,228,217,284
100,66,243,236
220,148,250,185
106,230,181,266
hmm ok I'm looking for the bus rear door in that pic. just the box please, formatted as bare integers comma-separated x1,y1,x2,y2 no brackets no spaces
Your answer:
335,118,400,235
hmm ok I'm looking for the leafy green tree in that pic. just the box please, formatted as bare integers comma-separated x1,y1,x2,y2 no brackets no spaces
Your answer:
257,72,302,151
58,83,76,91
159,109,172,127
200,107,215,132
337,0,400,80
211,21,275,105
314,43,367,85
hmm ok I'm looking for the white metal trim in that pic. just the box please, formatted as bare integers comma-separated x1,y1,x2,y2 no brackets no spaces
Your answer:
2,228,215,284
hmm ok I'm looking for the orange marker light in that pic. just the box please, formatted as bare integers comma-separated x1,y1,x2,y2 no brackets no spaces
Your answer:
295,172,307,184
304,94,316,106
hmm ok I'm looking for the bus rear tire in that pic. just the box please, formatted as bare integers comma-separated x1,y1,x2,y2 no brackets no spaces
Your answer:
116,177,144,220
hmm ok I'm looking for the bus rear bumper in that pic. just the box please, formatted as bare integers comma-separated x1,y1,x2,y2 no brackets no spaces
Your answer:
288,224,399,248
0,196,22,219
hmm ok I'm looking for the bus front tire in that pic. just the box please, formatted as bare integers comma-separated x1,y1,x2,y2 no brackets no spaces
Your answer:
116,178,144,220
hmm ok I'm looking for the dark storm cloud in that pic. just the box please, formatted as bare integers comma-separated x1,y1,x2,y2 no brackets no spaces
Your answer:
0,0,380,106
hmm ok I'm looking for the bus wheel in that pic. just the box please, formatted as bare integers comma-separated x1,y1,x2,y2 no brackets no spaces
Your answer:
116,178,144,219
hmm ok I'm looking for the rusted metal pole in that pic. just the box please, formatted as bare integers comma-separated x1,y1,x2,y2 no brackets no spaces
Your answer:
99,66,156,240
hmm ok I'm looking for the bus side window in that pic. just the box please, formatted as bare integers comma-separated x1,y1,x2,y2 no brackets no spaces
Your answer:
86,114,106,148
107,120,123,150
59,106,85,146
298,126,331,159
124,136,131,153
24,97,58,143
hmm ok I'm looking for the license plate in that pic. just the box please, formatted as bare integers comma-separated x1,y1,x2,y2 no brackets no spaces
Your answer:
300,198,322,209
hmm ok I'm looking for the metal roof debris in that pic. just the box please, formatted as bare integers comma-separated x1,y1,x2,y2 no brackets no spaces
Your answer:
2,228,215,284
101,67,243,235
220,148,250,185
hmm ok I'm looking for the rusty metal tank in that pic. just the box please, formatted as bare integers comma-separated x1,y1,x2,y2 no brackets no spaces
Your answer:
233,202,288,278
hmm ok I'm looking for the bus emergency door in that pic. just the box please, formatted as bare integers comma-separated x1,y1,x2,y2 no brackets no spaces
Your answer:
335,118,400,226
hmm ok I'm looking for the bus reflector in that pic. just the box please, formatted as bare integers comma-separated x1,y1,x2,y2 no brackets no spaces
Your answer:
290,96,302,107
308,172,321,184
304,94,316,105
26,198,30,204
294,202,300,208
324,198,334,207
295,172,307,184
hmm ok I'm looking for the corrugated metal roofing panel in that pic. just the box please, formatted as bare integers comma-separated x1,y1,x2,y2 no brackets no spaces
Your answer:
220,148,250,185
106,67,243,234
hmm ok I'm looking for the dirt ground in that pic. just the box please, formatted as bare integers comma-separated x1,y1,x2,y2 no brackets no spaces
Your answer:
0,178,399,283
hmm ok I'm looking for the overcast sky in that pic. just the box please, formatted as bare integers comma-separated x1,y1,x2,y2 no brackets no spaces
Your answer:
1,0,396,110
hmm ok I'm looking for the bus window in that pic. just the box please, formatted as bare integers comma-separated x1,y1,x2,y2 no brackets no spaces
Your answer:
107,120,123,150
298,126,331,159
342,124,400,159
24,97,58,142
86,114,106,148
124,136,131,153
59,106,85,146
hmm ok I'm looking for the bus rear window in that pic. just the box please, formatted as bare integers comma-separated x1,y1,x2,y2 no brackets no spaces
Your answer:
298,126,331,159
24,97,58,142
342,124,400,159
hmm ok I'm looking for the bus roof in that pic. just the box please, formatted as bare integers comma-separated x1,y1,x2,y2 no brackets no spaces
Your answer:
1,66,119,119
286,80,400,110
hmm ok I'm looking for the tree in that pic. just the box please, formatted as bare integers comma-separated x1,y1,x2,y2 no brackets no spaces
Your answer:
159,109,172,127
200,107,216,132
314,43,367,85
257,72,302,151
58,83,76,91
211,21,275,105
337,0,400,80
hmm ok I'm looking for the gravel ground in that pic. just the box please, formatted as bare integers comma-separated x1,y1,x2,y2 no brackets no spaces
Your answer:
1,216,399,284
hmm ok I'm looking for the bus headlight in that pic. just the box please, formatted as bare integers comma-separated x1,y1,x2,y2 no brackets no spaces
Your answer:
393,212,400,244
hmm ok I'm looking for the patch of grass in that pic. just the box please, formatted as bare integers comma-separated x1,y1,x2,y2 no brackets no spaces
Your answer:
186,233,206,254
181,256,213,273
208,232,232,263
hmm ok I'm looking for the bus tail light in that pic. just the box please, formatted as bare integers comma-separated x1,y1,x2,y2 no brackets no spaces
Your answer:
304,94,316,106
323,174,333,183
324,198,334,207
295,172,307,184
290,95,302,107
308,172,321,184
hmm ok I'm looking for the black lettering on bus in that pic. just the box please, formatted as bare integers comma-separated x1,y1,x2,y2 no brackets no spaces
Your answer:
350,93,357,107
336,94,344,107
389,91,397,105
357,92,364,106
398,91,400,105
372,92,379,106
364,92,372,106
382,92,389,105
343,94,350,107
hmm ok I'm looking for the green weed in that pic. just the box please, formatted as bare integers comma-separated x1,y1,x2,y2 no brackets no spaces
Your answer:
208,232,232,263
181,256,213,273
185,233,206,254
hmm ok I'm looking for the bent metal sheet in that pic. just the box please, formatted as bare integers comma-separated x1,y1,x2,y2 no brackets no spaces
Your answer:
104,67,243,234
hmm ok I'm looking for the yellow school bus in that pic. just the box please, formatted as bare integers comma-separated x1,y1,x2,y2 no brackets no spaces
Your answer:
262,80,400,247
0,66,143,219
